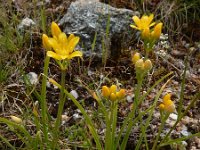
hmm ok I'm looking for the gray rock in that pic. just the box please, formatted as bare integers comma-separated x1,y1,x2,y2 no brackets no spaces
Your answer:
59,0,139,58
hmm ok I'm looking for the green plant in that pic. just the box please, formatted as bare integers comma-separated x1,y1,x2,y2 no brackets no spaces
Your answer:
0,12,199,150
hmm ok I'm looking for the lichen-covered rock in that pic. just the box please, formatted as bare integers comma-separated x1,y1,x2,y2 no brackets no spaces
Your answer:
59,0,139,58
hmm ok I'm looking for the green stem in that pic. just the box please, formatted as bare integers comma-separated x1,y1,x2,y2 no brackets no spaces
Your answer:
52,70,66,150
110,101,118,150
135,73,144,108
178,57,187,116
152,113,170,150
41,56,50,147
159,132,200,147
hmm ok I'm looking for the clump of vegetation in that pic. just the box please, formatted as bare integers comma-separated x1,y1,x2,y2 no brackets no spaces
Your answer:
0,12,199,150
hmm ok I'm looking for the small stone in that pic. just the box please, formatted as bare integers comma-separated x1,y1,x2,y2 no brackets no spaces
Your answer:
18,17,35,29
184,43,190,49
185,70,191,78
100,74,104,79
70,90,79,99
24,72,38,85
189,47,196,53
181,129,191,136
46,81,51,88
182,116,190,124
73,113,81,120
87,70,94,76
169,113,178,121
126,95,133,103
61,115,71,122
181,141,188,147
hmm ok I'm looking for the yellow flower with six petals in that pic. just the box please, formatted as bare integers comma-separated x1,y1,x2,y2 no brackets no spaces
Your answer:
130,14,155,31
43,22,82,61
130,14,162,41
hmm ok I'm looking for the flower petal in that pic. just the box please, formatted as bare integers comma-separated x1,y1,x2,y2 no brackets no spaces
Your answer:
68,51,83,59
130,25,139,30
42,34,51,51
67,36,80,53
51,22,62,38
47,51,64,60
152,22,163,39
58,32,68,44
148,14,154,25
68,34,75,42
132,16,141,28
48,38,61,54
163,93,171,104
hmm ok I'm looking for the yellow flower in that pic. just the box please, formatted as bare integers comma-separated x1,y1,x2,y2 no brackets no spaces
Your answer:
151,22,163,40
110,85,117,93
51,21,62,39
144,59,152,71
130,14,155,31
47,33,82,60
116,89,126,99
135,59,144,70
10,116,22,124
159,93,175,113
164,99,175,113
42,34,51,51
132,52,140,64
101,85,126,101
44,22,82,60
110,93,117,101
159,104,165,111
134,57,153,72
141,28,150,40
102,86,110,98
130,14,163,41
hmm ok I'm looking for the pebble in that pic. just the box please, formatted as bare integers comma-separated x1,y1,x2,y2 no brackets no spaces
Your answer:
70,90,79,99
25,72,38,85
126,95,133,103
169,113,178,121
18,17,35,29
61,115,71,122
73,113,81,120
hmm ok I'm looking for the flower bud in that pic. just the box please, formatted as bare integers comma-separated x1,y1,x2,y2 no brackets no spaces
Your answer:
159,104,165,111
42,34,51,51
144,59,152,71
10,116,22,124
110,93,117,101
116,89,126,99
141,28,150,40
110,85,117,93
163,93,171,104
164,100,175,113
132,52,140,64
92,92,99,101
102,86,110,98
152,23,163,40
135,59,144,70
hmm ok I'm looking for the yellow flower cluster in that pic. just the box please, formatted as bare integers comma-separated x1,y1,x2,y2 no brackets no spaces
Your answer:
42,22,82,60
102,85,126,101
130,14,163,41
159,93,175,113
132,52,152,71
